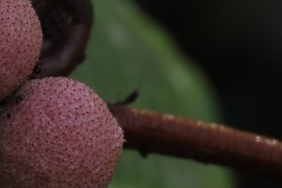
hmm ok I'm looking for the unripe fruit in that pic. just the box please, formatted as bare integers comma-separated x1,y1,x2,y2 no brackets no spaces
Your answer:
0,77,124,188
0,0,42,100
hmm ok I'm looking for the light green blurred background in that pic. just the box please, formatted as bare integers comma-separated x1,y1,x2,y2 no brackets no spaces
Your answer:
70,0,236,187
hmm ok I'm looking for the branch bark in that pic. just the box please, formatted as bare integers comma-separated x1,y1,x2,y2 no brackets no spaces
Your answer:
109,105,282,180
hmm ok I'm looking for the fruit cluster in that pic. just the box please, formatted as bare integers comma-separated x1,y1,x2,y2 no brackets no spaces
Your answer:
0,0,124,187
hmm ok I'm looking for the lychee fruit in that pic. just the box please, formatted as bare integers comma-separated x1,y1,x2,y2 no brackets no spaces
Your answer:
0,0,42,100
0,77,124,188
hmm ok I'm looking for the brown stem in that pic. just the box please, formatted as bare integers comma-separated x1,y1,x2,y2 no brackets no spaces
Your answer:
31,0,94,78
39,23,91,77
109,105,282,180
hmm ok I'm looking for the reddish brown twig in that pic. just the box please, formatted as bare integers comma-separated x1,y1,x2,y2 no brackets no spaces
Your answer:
39,23,91,77
109,105,282,180
31,0,93,78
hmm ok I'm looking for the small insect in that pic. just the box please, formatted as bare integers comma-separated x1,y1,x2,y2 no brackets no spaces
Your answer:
33,61,42,74
109,90,139,106
28,61,42,79
15,95,24,104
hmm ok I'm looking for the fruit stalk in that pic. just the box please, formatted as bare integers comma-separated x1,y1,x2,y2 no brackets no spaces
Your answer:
110,105,282,180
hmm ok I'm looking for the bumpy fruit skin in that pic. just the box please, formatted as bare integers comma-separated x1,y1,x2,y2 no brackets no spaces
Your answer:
0,77,124,188
0,0,42,100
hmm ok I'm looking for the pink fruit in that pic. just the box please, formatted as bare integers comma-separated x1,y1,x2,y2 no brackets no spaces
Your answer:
0,0,42,100
0,77,124,188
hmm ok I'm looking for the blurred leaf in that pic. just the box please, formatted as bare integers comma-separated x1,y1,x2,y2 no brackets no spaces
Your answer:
70,0,235,187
